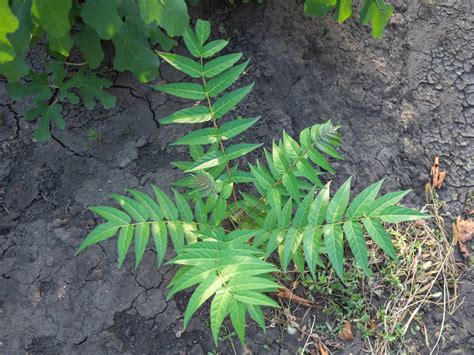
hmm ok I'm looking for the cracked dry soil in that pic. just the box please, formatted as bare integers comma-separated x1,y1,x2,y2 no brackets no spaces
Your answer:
0,0,473,354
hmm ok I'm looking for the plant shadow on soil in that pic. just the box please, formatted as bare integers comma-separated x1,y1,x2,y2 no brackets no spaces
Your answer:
0,0,473,354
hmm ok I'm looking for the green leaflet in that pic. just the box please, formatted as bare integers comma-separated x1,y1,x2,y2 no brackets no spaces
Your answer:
230,299,246,346
157,52,202,78
303,225,323,278
326,177,351,223
0,0,19,64
308,183,330,225
345,179,383,219
154,83,206,100
77,223,120,254
206,60,250,97
112,194,149,222
134,221,150,267
152,221,167,267
183,27,202,57
203,53,243,78
376,205,430,223
152,185,179,220
343,220,370,276
89,206,131,225
366,190,411,216
202,39,228,58
118,225,134,267
195,19,210,45
323,223,344,279
173,127,219,145
160,106,212,124
219,117,259,140
210,288,233,345
212,84,254,119
363,217,397,259
81,0,122,40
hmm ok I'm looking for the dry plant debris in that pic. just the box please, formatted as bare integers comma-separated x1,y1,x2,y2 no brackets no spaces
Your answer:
452,215,474,259
430,155,447,189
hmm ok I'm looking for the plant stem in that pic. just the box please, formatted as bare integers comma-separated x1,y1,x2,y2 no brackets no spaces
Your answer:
199,56,239,227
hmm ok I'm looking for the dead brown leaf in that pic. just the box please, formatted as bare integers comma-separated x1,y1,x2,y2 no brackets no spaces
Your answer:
276,287,314,307
452,216,474,259
318,343,328,355
338,321,354,341
430,155,447,189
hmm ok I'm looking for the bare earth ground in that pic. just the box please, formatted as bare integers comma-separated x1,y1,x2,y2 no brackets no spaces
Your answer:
0,0,473,354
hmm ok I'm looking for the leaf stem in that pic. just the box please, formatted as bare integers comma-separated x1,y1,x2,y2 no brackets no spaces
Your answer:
199,55,239,227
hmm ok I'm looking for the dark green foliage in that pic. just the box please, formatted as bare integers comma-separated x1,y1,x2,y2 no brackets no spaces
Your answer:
304,0,393,38
76,20,427,347
1,0,189,141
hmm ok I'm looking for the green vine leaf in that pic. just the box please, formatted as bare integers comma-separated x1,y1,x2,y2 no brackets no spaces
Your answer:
81,0,122,40
0,0,19,64
76,25,104,69
138,0,189,37
31,0,72,38
0,0,33,81
112,21,159,83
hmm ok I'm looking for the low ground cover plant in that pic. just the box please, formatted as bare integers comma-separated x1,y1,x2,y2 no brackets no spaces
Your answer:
1,0,392,141
76,20,428,347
